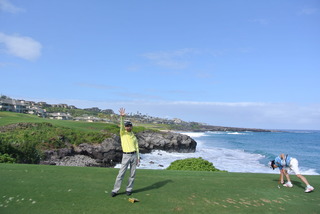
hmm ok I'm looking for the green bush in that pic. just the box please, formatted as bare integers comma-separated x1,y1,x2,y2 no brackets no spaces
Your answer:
0,153,16,163
0,122,111,148
167,157,221,172
17,141,42,164
0,140,41,164
0,122,113,164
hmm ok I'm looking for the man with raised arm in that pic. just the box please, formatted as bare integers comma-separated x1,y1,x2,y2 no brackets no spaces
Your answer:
111,108,140,197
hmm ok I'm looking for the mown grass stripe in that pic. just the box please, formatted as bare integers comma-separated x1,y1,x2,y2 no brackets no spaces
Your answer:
1,164,319,214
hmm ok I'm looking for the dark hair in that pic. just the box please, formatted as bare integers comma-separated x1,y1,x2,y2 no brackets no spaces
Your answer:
124,121,133,127
270,160,276,170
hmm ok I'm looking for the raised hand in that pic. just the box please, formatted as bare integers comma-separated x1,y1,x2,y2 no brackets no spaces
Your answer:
119,107,126,117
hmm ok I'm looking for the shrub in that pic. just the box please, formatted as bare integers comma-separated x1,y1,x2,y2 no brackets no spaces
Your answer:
17,141,42,164
167,157,221,172
0,122,114,164
0,153,16,163
0,140,41,164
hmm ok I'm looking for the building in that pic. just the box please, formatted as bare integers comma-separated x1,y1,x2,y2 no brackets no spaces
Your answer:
48,112,72,120
0,98,27,113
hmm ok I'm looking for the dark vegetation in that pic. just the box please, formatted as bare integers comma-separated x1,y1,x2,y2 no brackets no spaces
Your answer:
0,112,147,164
167,157,222,172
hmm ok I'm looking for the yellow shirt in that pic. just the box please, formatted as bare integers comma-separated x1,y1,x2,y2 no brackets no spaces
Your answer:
120,117,140,159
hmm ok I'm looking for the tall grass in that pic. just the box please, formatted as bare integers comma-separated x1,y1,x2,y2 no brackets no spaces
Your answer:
0,111,147,164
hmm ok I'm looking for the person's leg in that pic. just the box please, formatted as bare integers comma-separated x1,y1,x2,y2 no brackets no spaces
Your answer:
280,170,285,183
289,158,310,186
289,158,314,192
296,174,310,186
282,169,293,187
112,154,131,193
126,154,137,193
282,169,291,182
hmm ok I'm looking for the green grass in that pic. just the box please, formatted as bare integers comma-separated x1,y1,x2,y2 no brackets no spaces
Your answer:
0,111,43,125
0,111,117,133
1,164,319,214
0,111,146,134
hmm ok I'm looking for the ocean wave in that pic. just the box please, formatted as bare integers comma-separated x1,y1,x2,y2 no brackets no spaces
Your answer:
227,132,247,135
179,132,208,138
128,147,271,174
115,131,319,175
114,149,319,175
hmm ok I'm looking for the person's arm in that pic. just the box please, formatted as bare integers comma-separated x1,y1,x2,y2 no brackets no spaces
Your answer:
135,140,140,161
119,108,125,135
275,156,283,170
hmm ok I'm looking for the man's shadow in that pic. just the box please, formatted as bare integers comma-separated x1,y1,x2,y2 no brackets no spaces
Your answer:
133,179,173,193
272,179,304,189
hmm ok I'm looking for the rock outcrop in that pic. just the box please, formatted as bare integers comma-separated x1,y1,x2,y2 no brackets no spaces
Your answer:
41,131,197,167
136,131,196,153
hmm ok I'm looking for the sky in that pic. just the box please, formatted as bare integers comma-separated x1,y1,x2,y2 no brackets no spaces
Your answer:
0,0,319,130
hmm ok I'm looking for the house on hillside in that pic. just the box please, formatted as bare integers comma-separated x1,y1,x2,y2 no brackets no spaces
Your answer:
0,98,27,113
74,116,103,122
48,112,72,120
37,102,51,108
51,104,68,108
0,98,14,111
28,106,46,117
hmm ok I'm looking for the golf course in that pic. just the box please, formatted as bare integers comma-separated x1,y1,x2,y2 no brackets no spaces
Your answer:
1,163,319,214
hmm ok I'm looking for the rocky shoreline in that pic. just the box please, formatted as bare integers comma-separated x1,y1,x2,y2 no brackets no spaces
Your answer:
41,131,197,167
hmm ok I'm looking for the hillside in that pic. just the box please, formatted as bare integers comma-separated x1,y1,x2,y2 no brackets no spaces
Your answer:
0,112,196,167
0,111,145,164
1,95,273,132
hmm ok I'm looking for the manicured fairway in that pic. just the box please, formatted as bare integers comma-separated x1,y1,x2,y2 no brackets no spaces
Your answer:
0,164,319,214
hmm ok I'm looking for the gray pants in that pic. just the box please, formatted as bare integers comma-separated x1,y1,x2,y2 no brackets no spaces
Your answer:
112,153,137,193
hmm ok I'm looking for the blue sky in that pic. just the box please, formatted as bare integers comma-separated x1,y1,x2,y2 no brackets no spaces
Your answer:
1,0,319,130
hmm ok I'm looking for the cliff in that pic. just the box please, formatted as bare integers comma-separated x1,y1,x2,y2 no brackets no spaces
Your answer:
41,131,197,167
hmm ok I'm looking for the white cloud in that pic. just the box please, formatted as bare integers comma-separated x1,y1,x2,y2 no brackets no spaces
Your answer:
250,18,269,25
143,48,196,60
75,82,119,90
142,48,198,70
130,101,320,130
0,33,42,60
299,7,318,15
0,0,24,13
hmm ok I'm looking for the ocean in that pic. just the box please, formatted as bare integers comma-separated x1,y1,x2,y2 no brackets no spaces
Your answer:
134,130,320,175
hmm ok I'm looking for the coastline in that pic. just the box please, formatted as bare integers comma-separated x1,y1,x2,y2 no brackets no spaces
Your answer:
135,130,320,175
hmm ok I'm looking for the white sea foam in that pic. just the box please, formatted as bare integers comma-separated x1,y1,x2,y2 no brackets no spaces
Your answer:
115,132,319,175
298,168,319,175
137,148,272,174
227,132,247,135
178,132,208,138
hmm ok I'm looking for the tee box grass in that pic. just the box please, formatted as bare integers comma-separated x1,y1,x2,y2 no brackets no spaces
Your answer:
0,164,319,214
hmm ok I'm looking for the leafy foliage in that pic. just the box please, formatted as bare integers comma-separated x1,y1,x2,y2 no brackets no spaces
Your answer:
167,157,221,172
0,140,40,164
0,122,115,164
0,153,16,163
0,122,113,147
